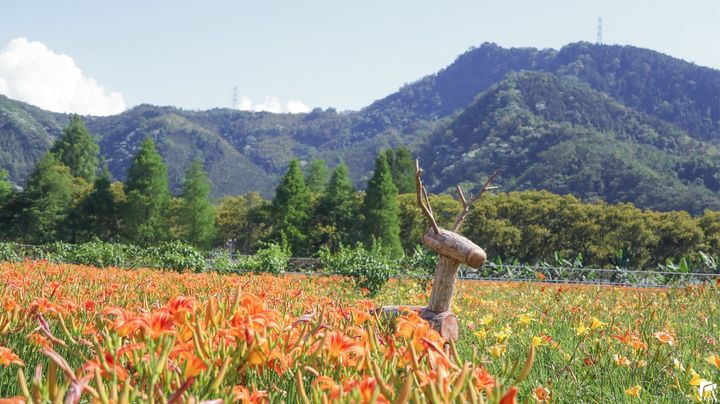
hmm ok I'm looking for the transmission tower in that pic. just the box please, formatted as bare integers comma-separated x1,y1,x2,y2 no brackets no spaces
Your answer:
232,86,239,110
596,17,603,44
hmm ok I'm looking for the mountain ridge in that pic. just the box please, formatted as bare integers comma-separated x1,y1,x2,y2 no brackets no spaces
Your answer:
0,41,718,212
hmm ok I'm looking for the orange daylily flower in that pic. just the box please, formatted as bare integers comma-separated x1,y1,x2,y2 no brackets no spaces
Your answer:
532,385,551,402
500,386,518,404
103,307,143,337
145,311,176,338
82,352,129,381
183,354,208,378
31,297,56,315
652,331,675,346
613,354,631,367
0,397,25,404
314,376,342,400
162,295,198,323
473,367,495,392
324,330,366,367
27,332,52,349
0,346,23,367
341,376,390,404
232,385,268,404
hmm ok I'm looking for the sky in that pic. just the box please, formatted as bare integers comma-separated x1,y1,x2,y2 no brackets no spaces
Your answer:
1,0,718,115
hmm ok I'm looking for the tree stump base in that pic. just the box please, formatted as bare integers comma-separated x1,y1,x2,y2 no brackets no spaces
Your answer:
419,308,459,341
378,305,459,342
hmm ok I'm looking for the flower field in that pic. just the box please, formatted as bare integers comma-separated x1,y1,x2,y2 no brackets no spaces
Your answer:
1,261,719,402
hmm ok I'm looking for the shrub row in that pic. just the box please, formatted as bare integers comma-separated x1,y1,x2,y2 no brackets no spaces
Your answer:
0,241,207,272
5,240,713,296
0,240,431,294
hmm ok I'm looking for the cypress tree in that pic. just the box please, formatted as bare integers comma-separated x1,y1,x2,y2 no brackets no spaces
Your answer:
0,169,11,207
72,166,120,242
20,153,75,243
177,160,216,249
305,159,329,193
361,153,403,258
0,170,12,237
51,115,100,182
123,138,171,245
315,162,358,248
385,147,415,194
271,159,310,254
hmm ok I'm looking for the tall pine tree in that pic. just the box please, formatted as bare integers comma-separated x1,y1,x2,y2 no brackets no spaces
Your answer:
123,138,171,245
177,160,216,249
0,169,11,208
314,162,358,249
305,159,329,193
20,153,76,243
361,153,403,258
0,170,16,239
271,159,311,254
71,166,120,242
385,147,415,194
51,115,100,182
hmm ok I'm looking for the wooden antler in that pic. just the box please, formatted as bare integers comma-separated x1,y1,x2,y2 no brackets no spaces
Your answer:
452,170,499,232
379,160,496,341
415,160,440,234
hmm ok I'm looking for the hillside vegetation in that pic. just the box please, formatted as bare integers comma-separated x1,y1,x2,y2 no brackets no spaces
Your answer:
0,42,718,211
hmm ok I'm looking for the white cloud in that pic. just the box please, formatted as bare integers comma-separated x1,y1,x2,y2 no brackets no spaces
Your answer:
0,37,125,116
237,95,310,114
286,100,311,113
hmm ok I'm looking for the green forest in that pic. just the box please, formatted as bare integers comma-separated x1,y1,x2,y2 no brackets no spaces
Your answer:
1,42,718,213
1,116,717,271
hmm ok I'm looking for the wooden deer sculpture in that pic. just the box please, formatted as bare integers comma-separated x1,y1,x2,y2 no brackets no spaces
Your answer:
385,160,497,341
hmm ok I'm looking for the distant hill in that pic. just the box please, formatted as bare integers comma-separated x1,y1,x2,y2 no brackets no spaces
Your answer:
420,71,720,213
0,42,718,211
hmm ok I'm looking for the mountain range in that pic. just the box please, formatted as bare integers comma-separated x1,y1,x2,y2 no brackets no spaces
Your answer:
1,41,718,213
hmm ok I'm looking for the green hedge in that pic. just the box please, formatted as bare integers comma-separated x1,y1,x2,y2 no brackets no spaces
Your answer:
0,241,206,273
0,241,295,275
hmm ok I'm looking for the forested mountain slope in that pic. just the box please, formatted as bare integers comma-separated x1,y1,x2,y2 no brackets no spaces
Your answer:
420,72,720,213
0,42,718,209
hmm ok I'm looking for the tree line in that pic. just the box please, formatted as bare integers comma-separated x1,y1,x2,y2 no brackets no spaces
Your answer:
0,117,718,270
0,116,215,248
0,116,413,258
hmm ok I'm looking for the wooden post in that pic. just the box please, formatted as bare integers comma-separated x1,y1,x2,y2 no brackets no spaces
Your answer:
382,160,496,341
426,255,462,312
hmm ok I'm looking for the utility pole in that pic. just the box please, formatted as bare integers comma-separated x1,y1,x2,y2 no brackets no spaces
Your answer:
597,17,603,44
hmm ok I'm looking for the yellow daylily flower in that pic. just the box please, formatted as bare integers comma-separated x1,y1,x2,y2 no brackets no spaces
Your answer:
487,343,507,358
625,385,642,398
689,370,704,387
474,329,487,340
517,313,533,325
590,317,606,331
495,325,512,343
479,314,494,327
707,354,720,369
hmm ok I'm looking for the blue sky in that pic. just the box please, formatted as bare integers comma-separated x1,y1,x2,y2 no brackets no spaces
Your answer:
1,0,718,114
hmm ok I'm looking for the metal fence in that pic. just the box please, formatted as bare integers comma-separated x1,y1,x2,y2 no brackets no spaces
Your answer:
209,255,719,288
456,264,720,288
